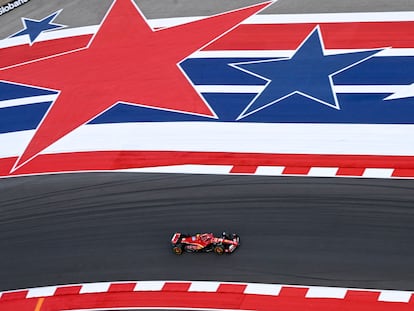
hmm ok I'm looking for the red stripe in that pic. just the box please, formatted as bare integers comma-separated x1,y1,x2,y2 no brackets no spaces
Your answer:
205,22,414,50
54,286,82,296
1,21,412,69
1,151,413,178
0,35,92,68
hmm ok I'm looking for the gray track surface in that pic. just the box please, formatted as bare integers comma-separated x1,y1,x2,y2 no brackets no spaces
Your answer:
0,173,414,292
1,0,414,38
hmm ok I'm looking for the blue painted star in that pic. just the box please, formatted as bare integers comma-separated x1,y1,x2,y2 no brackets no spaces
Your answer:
231,26,382,119
10,10,66,44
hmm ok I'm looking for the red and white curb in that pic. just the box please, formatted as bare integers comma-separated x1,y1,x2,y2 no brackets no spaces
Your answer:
0,281,413,311
120,164,404,178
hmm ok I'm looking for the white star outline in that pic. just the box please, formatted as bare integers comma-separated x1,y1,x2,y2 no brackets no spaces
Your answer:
230,25,385,120
9,10,67,46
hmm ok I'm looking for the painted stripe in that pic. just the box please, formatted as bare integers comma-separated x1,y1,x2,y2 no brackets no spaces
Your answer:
378,290,413,303
37,123,414,157
34,297,44,311
254,166,285,175
308,167,339,177
306,286,347,299
0,152,412,179
27,286,57,298
1,281,413,302
0,95,56,108
188,282,221,292
1,19,413,65
134,281,165,291
2,12,414,50
191,48,414,58
244,283,282,296
196,85,409,94
79,282,111,294
362,168,394,178
246,12,414,24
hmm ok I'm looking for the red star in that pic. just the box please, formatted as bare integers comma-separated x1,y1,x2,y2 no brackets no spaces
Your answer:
0,0,271,171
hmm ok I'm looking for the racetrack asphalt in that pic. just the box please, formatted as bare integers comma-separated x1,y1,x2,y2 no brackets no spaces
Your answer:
1,0,414,294
0,173,414,292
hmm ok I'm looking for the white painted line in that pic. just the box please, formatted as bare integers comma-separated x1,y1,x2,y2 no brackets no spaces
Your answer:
120,165,233,175
134,281,165,291
0,95,56,109
244,283,282,296
193,85,410,95
378,290,413,303
306,286,347,299
27,286,57,298
188,282,221,292
362,168,394,178
246,12,414,24
255,166,285,176
308,167,339,177
196,85,265,94
2,123,414,159
191,49,414,59
79,282,111,294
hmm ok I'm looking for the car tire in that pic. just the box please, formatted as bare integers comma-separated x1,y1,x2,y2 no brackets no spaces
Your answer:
172,244,183,255
214,245,225,255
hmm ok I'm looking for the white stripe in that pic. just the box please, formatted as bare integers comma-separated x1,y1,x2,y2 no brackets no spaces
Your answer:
79,282,111,294
196,85,265,93
190,49,414,58
245,12,414,24
378,290,413,303
305,286,347,299
308,167,339,177
194,85,407,94
1,123,414,159
0,95,56,109
120,165,233,175
255,166,285,176
244,283,282,296
27,286,57,298
362,168,394,178
188,281,221,292
134,281,165,291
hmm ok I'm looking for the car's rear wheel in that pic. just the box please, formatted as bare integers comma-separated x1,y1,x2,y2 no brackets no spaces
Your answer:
172,245,183,255
214,245,225,255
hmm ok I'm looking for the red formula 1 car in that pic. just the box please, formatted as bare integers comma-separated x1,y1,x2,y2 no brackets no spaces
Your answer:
171,232,240,255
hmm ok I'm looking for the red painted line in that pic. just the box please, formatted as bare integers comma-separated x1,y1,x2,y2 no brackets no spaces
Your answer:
0,290,28,301
0,35,92,68
162,282,192,292
1,21,412,68
217,284,247,293
1,151,413,178
54,285,82,296
205,22,414,50
336,167,366,176
282,166,311,175
230,165,258,174
108,282,137,292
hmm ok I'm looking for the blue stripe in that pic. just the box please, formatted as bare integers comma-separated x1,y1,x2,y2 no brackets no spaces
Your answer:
0,82,56,101
0,55,413,134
